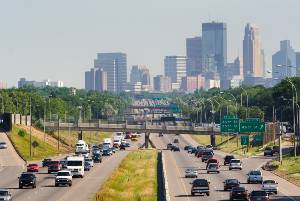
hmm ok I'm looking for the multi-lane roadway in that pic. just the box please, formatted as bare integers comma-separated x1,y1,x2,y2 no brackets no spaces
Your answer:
151,133,300,201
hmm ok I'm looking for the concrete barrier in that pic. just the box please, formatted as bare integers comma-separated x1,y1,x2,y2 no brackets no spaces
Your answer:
161,152,170,201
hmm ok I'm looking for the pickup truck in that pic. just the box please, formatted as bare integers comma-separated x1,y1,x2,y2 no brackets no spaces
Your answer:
55,170,72,187
48,161,62,174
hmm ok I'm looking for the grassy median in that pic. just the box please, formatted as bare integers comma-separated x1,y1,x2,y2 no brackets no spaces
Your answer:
93,150,158,201
8,126,68,161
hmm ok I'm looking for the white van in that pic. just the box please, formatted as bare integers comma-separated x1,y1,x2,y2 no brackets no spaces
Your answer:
67,156,85,178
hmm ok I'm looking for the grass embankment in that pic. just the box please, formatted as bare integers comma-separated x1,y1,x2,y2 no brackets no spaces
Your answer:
269,156,300,186
53,131,112,147
191,134,263,156
93,150,158,201
9,126,69,161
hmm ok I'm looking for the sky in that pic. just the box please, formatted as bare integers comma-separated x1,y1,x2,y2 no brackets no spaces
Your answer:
1,0,300,88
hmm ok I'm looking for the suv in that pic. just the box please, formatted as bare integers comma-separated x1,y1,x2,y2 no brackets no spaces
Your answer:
264,147,273,156
207,163,220,174
42,158,52,167
261,179,278,194
92,153,102,163
206,158,219,169
229,159,242,170
55,170,72,187
223,179,240,191
48,161,62,173
190,179,210,196
230,187,248,201
247,170,263,184
249,190,269,201
0,189,12,201
0,142,7,149
19,172,37,189
167,143,173,150
224,155,235,165
202,151,213,162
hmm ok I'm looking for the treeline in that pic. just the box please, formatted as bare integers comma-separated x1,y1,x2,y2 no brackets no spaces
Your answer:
176,77,300,124
0,86,131,122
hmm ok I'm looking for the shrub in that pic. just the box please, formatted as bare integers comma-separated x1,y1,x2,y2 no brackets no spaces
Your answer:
18,129,27,137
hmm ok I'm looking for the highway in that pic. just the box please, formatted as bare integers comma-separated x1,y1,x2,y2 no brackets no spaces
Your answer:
0,132,143,201
151,133,300,201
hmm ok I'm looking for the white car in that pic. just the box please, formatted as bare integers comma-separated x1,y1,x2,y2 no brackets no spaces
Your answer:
262,179,278,194
55,170,73,187
85,158,94,167
229,159,242,170
247,170,263,184
0,142,7,149
185,168,198,178
207,163,220,173
0,189,12,201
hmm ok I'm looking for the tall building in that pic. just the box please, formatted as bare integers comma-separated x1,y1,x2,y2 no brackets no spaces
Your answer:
164,56,186,85
18,78,64,88
296,52,300,76
272,40,296,81
153,75,171,92
180,75,205,93
202,22,227,76
130,65,150,86
243,23,264,81
85,68,107,92
186,37,202,76
221,57,242,89
94,53,127,92
0,81,7,89
85,68,96,91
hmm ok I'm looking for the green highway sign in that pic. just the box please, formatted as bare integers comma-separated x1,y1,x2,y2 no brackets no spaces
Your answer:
245,118,261,123
240,122,265,133
223,115,237,119
221,118,240,133
253,133,263,142
241,135,249,145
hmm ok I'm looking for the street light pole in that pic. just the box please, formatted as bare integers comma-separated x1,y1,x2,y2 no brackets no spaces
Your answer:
29,97,32,158
207,99,215,147
240,87,249,118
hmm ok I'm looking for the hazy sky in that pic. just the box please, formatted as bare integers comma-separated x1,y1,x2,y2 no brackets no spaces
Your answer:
1,0,300,88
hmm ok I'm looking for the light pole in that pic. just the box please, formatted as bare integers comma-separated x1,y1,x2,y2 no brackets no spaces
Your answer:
43,98,47,141
220,92,238,116
207,98,215,147
240,86,249,118
29,97,32,157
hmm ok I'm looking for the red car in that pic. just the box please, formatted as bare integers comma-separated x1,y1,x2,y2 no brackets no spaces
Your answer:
249,190,269,201
48,161,62,173
206,158,219,169
27,164,39,172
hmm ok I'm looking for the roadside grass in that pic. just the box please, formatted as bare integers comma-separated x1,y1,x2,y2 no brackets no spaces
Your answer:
93,150,157,201
191,134,264,156
8,126,67,161
270,155,300,186
53,131,112,147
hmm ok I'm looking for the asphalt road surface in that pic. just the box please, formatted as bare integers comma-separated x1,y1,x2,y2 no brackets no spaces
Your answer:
151,133,300,201
0,132,143,201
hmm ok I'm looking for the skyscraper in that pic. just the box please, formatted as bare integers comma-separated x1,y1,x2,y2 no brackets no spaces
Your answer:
130,65,150,86
94,53,127,92
164,56,186,85
296,52,300,76
272,40,296,81
202,22,227,75
153,75,171,92
243,23,263,80
85,68,107,92
186,37,202,76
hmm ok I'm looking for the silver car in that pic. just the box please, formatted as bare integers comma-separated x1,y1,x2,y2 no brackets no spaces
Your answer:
0,142,7,149
185,168,198,178
262,179,278,194
0,189,12,201
247,170,263,184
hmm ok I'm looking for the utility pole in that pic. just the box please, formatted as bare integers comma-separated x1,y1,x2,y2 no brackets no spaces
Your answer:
29,97,32,157
57,116,60,152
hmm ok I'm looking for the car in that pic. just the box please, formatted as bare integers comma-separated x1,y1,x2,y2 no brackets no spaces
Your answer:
158,132,163,137
85,158,94,167
207,163,220,173
119,143,126,150
172,146,180,152
48,161,62,173
223,179,240,191
247,170,263,184
224,155,235,165
19,172,37,189
173,139,179,143
264,147,273,156
102,149,112,156
229,159,242,170
27,163,39,172
202,151,213,162
0,189,12,201
60,160,68,169
184,145,192,151
167,143,173,150
230,187,248,201
249,190,269,201
261,179,278,194
125,142,131,147
196,148,206,158
42,158,52,167
0,142,8,149
185,168,198,178
55,170,72,187
190,179,210,196
206,144,213,149
92,149,101,155
92,153,102,163
84,161,92,171
206,158,219,169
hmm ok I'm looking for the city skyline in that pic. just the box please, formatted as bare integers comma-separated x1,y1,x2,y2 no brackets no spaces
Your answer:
1,0,300,88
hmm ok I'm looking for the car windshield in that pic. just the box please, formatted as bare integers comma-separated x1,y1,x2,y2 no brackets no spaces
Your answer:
231,159,240,163
225,155,234,159
21,174,34,179
209,164,218,168
250,171,261,175
85,159,92,162
263,180,275,184
0,142,6,145
193,179,208,187
233,187,246,192
203,152,212,155
251,191,267,196
265,147,272,150
57,172,70,176
67,161,82,166
0,191,8,196
227,179,238,184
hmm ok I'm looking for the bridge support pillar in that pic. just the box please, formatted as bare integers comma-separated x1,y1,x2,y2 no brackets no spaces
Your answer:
210,127,216,147
145,132,150,148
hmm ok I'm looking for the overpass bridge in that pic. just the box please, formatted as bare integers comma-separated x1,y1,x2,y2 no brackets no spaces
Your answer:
44,121,221,148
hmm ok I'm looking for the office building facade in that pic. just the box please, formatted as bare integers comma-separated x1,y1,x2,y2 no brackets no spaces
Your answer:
130,65,150,86
164,56,186,85
85,68,107,92
153,75,171,92
186,37,202,76
296,52,300,76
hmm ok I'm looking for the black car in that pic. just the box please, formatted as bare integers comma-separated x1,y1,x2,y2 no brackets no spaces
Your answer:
191,179,210,196
224,155,235,165
119,144,126,150
42,158,52,167
19,172,37,189
230,186,248,201
92,153,102,163
167,143,173,150
202,151,213,162
184,145,192,151
84,161,92,171
172,146,180,152
223,179,240,191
